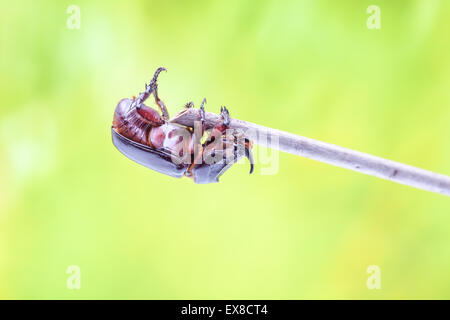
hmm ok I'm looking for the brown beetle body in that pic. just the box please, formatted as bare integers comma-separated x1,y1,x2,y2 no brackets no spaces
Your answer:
112,67,253,184
113,98,186,151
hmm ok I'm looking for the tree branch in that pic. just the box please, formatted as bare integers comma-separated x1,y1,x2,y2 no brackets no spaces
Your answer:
170,108,450,196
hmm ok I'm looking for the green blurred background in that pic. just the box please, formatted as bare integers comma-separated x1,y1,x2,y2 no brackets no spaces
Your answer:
1,0,450,299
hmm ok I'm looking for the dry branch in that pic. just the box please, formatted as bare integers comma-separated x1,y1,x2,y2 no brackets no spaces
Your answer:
170,108,450,197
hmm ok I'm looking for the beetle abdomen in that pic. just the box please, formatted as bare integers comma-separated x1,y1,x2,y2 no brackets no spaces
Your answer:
111,128,187,178
113,98,156,146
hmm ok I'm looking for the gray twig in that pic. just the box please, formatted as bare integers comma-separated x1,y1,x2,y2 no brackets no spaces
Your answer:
170,108,450,196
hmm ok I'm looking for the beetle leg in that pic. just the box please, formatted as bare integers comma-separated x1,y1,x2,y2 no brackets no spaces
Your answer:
187,143,204,177
151,66,166,85
199,98,207,135
220,106,230,127
190,98,207,142
184,101,194,109
201,106,230,167
131,67,166,110
131,67,169,120
149,67,169,120
205,106,229,142
245,139,254,174
212,106,230,134
152,86,169,121
188,98,207,144
186,98,208,175
208,106,254,174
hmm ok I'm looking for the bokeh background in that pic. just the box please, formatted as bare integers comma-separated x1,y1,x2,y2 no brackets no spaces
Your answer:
1,0,450,299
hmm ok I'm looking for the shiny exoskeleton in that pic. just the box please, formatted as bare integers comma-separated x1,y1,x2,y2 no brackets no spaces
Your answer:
112,67,253,184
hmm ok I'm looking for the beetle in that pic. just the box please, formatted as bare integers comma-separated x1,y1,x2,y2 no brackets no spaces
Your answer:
111,67,254,184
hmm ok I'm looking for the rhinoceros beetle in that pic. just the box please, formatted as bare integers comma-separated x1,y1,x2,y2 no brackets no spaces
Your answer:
112,67,254,184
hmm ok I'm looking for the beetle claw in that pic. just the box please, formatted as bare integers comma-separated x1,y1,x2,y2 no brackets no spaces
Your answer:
220,106,230,126
200,98,207,109
149,67,166,91
200,98,207,114
152,67,166,82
